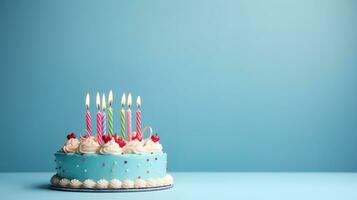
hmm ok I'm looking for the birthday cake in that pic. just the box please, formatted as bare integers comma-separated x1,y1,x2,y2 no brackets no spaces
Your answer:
51,91,173,190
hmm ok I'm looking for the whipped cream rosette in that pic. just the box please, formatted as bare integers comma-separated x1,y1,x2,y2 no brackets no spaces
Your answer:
144,138,163,153
99,138,123,154
62,138,80,153
78,136,100,154
123,139,146,154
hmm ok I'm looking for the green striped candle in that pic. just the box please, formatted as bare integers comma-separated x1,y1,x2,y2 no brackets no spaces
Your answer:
108,90,113,135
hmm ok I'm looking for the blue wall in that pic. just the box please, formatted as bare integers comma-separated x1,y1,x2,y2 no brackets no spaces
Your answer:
1,0,357,172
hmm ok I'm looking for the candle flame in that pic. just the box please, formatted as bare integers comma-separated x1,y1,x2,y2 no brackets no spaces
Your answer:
127,93,132,108
85,93,90,109
102,94,106,110
136,96,141,108
121,93,126,107
108,90,113,106
96,92,101,109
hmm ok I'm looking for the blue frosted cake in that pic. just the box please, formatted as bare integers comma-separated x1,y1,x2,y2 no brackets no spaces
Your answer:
51,133,173,189
51,92,173,189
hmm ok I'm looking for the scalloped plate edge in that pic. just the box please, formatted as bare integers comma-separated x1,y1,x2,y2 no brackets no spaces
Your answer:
50,184,173,192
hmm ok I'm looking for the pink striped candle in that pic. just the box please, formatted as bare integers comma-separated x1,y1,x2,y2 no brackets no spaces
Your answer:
96,93,103,144
102,94,107,135
136,96,142,136
85,93,91,136
127,93,132,141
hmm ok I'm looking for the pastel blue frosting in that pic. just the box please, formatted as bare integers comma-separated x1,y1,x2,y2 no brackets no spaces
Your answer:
55,152,167,181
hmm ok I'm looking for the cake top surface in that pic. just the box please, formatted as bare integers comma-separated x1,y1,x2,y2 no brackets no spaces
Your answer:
60,131,163,155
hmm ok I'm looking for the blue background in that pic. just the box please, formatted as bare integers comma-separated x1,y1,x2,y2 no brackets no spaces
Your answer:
0,0,357,172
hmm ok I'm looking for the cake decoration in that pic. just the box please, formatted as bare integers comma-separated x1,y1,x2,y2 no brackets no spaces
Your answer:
120,93,126,140
62,136,79,153
51,91,173,191
102,94,107,136
96,93,103,145
109,179,122,188
99,138,123,155
77,136,100,154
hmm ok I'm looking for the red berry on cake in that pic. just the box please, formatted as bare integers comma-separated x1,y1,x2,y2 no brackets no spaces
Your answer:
117,139,126,148
66,133,76,140
102,135,112,143
132,133,142,141
112,134,120,142
151,134,160,143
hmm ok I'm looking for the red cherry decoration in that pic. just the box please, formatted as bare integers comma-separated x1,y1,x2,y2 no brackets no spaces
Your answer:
117,138,126,148
66,133,76,140
112,134,119,142
110,134,126,147
132,133,142,141
151,134,160,143
102,135,112,143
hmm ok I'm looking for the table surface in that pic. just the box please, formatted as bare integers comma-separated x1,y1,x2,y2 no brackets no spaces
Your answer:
1,172,357,200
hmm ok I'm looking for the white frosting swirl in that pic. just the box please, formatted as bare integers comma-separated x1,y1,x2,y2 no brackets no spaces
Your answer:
156,178,164,187
122,180,134,188
99,138,123,154
144,139,163,153
83,179,96,188
51,175,60,185
62,138,79,153
163,174,174,185
146,179,157,187
96,179,109,189
59,178,70,187
109,179,122,188
134,179,146,188
78,137,100,154
123,140,146,154
70,179,82,188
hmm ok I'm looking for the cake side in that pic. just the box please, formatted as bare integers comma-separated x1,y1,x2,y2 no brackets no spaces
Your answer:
55,152,167,181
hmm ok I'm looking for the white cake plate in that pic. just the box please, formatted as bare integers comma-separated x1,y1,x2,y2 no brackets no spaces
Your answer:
50,184,173,192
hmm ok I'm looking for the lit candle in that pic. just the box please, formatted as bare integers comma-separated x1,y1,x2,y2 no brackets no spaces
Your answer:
108,90,113,135
102,94,107,135
127,93,132,141
120,93,126,140
136,96,142,137
96,93,103,144
85,93,91,136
